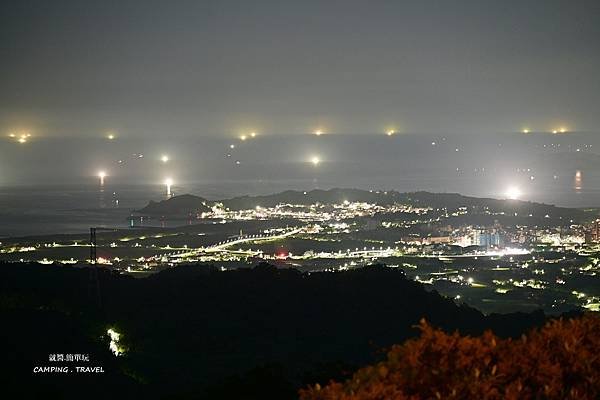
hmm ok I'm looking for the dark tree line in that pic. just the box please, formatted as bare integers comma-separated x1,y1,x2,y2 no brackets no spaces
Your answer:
1,262,568,399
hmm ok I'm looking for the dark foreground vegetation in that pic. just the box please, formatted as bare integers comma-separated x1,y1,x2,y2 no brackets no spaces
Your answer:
0,262,579,399
301,315,600,400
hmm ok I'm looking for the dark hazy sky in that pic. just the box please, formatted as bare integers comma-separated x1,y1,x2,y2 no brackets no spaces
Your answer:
1,0,599,137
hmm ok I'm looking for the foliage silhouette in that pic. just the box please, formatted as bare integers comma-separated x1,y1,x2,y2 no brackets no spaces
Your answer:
0,261,571,399
301,315,600,400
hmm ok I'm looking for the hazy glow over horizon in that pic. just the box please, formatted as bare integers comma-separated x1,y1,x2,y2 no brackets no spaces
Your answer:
505,186,522,200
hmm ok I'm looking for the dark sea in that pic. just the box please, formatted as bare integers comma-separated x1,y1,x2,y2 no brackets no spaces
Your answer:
4,132,600,237
0,181,323,238
1,173,600,238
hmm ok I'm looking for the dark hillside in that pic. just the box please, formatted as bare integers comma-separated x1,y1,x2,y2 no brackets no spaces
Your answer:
138,193,211,216
0,263,555,399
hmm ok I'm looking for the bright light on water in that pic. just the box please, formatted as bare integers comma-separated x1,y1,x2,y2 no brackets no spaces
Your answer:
505,186,521,200
165,178,173,197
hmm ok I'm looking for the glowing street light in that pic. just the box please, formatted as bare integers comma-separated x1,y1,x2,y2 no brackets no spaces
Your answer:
240,134,247,141
107,328,124,356
165,178,173,197
552,130,558,134
505,186,521,200
387,129,396,136
559,127,567,133
250,132,257,138
161,154,169,163
314,129,324,136
522,128,530,134
98,171,107,185
310,156,320,166
107,133,115,140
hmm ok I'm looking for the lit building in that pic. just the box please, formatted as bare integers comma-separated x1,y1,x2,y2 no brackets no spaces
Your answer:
585,219,600,243
472,229,502,248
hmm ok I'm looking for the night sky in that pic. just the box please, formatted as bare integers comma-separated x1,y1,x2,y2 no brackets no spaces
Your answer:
1,1,600,192
2,0,599,137
3,4,600,396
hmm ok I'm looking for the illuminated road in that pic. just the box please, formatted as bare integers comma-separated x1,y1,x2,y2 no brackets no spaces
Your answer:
206,227,304,251
166,227,305,260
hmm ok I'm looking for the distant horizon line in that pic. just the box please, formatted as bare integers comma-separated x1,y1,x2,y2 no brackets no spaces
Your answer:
4,130,598,141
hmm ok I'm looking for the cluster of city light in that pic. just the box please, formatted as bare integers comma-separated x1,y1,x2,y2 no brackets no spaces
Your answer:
6,189,599,314
202,200,420,224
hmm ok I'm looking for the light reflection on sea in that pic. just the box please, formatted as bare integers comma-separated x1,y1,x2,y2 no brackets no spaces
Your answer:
1,172,600,238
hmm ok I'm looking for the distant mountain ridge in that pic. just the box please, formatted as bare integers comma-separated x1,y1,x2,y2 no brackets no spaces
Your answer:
138,188,590,222
138,193,211,216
